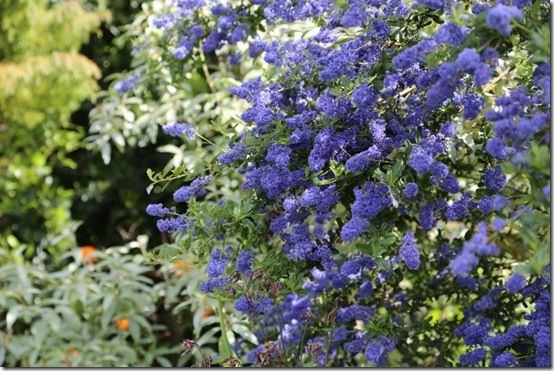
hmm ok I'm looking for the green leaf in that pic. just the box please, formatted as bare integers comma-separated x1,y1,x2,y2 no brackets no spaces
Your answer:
424,308,442,326
6,306,21,329
156,356,173,367
218,334,233,359
129,317,141,343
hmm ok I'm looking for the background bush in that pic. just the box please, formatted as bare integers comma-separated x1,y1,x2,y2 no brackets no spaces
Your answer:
0,0,227,366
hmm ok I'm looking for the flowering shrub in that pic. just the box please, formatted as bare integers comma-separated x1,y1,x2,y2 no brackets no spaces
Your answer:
113,0,550,367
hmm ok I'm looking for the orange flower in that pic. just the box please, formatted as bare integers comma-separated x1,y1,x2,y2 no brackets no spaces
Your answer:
115,317,129,331
201,307,214,319
67,345,79,357
174,258,192,276
80,245,97,264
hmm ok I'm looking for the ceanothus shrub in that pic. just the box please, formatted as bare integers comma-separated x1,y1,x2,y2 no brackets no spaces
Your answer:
126,0,551,367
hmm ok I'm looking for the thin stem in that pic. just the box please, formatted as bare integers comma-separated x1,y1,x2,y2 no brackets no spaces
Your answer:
199,47,225,123
483,66,514,93
217,298,236,358
298,325,307,367
196,132,226,151
149,172,189,186
275,306,290,367
430,332,454,367
199,48,217,95
477,40,492,52
323,324,335,367
513,22,532,35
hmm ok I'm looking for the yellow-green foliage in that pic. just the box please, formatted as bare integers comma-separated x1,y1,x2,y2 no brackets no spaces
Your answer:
0,53,101,127
0,0,111,61
0,0,107,126
0,0,108,253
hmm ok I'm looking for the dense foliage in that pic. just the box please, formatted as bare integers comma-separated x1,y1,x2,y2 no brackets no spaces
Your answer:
1,0,225,366
1,0,551,368
111,0,550,367
0,0,106,252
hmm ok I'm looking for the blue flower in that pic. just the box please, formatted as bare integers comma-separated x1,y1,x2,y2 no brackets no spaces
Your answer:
392,38,437,69
199,277,229,293
485,332,517,350
408,146,434,174
207,247,231,278
437,62,459,80
173,175,212,202
234,295,273,315
299,185,339,212
486,4,523,36
344,331,368,353
341,259,362,280
474,63,492,86
152,13,174,29
265,143,291,168
162,123,195,139
492,217,506,232
440,122,456,137
462,94,484,120
351,182,392,219
229,52,241,65
454,316,492,346
418,203,435,231
336,305,375,323
352,85,377,106
340,217,369,241
417,0,449,10
460,348,486,366
446,194,471,221
237,249,255,275
435,23,467,45
230,24,248,43
493,195,509,211
399,232,420,270
451,223,498,277
316,90,351,120
483,166,506,192
506,273,526,294
472,3,487,14
357,280,373,300
456,48,481,73
345,146,382,173
364,336,395,366
491,352,518,367
146,203,169,217
114,72,140,93
450,250,479,278
403,183,419,199
219,144,247,164
543,182,551,200
486,138,511,160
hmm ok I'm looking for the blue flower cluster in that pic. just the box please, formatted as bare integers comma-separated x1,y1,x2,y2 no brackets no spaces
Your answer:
486,4,523,36
173,175,211,203
162,123,195,139
456,271,551,367
114,72,140,93
450,223,499,277
241,253,405,366
140,0,551,366
200,247,232,293
399,232,420,270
